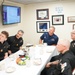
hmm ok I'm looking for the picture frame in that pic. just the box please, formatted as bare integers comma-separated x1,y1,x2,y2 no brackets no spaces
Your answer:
52,15,64,25
36,9,49,20
68,16,75,22
36,21,50,33
73,24,75,29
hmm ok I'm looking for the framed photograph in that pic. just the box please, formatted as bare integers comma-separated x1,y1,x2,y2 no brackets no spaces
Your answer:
36,9,49,20
52,15,64,25
73,24,75,29
68,16,75,22
36,21,50,33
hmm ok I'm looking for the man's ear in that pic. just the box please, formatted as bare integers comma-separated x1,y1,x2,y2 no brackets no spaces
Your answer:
63,45,66,49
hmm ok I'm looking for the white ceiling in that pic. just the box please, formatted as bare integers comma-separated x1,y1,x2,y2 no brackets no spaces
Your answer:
6,0,75,5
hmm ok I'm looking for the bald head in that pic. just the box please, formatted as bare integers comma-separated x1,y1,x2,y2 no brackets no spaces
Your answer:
58,39,70,48
56,39,70,53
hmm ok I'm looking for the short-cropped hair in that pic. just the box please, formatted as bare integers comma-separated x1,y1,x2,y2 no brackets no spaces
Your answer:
50,26,55,30
58,39,70,48
1,31,9,38
18,30,24,34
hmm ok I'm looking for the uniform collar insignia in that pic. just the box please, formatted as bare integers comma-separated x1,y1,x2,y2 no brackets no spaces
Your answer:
16,44,18,46
0,49,3,52
20,40,22,42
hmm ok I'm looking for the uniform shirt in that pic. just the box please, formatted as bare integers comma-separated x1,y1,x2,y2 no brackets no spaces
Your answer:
41,51,75,75
52,51,75,75
0,41,9,61
40,32,59,45
69,40,75,56
7,35,23,53
59,51,75,73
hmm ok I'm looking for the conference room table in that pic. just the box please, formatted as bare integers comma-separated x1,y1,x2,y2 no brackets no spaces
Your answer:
0,45,59,75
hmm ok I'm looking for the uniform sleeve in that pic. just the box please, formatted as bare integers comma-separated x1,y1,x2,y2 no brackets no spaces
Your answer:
7,37,11,50
7,37,11,44
4,42,10,53
60,59,72,75
54,36,59,45
18,38,23,47
40,33,44,40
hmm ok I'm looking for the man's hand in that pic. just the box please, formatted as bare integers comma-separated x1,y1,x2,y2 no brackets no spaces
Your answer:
52,60,59,65
8,50,12,54
46,62,52,68
4,52,8,59
46,60,59,68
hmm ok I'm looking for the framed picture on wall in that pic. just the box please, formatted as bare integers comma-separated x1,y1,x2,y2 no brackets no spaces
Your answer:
36,9,49,20
73,24,75,29
36,21,50,33
68,16,75,22
52,15,64,25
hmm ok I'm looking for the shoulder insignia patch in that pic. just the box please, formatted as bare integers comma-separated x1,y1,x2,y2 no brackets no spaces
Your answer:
60,62,67,73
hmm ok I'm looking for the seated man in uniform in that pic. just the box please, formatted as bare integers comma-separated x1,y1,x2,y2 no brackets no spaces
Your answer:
39,26,59,45
7,30,24,54
50,29,75,62
41,39,75,75
69,30,75,56
0,31,9,61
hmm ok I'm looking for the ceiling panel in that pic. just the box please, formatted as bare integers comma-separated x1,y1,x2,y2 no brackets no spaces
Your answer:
6,0,63,4
6,0,75,4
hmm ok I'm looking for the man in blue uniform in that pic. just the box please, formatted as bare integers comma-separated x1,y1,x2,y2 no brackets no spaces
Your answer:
0,31,9,61
41,39,75,75
7,30,24,54
39,26,59,45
